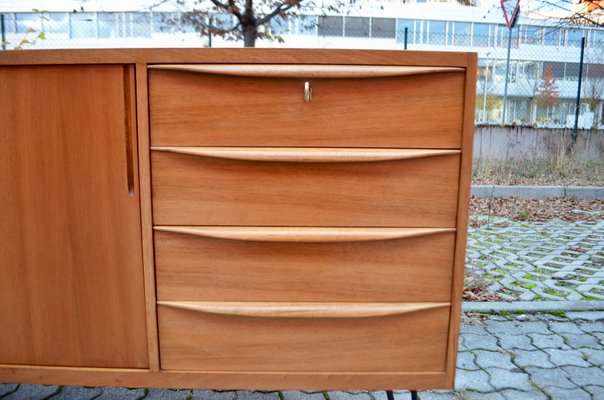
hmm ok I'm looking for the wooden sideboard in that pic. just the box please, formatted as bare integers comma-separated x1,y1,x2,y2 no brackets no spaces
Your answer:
0,49,476,391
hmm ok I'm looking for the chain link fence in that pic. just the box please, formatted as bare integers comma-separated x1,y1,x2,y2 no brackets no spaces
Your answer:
1,11,603,129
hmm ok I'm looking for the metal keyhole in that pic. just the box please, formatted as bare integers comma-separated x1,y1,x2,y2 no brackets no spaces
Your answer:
304,81,312,103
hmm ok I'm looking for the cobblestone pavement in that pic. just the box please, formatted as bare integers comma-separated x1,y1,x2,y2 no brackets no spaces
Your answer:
2,312,603,400
467,217,604,301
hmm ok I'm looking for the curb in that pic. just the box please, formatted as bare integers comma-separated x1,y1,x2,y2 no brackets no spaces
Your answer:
463,300,604,313
471,185,604,200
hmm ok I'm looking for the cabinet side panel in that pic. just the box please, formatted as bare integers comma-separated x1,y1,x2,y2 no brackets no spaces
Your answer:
0,65,149,368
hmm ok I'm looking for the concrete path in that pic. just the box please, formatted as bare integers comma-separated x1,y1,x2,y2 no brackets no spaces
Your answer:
2,312,603,400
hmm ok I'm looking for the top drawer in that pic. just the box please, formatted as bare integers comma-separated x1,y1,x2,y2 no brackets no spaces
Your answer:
148,64,465,148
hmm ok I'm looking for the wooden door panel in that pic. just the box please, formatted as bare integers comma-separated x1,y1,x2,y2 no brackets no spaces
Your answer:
0,65,148,368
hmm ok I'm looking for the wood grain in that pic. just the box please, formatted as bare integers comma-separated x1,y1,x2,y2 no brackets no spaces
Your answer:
154,228,455,302
0,65,148,368
158,304,450,372
151,151,460,227
0,48,470,68
149,69,464,148
0,365,450,390
154,226,455,242
157,301,450,318
151,147,461,162
135,63,161,371
445,53,478,387
148,64,464,78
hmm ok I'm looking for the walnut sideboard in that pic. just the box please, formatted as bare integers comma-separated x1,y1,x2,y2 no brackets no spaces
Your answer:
0,49,476,391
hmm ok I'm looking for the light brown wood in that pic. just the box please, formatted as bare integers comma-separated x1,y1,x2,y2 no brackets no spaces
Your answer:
154,228,455,302
0,48,469,68
0,65,148,368
151,147,461,163
135,63,161,372
158,304,450,372
446,53,478,387
157,301,449,318
151,151,460,227
0,365,450,390
154,226,455,242
148,64,464,78
148,68,464,148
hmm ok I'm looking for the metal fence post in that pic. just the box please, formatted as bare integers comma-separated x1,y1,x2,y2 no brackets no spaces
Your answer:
573,36,586,143
1,14,6,50
404,27,408,49
501,25,513,125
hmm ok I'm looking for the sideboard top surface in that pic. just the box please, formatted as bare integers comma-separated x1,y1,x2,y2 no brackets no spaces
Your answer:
0,48,476,67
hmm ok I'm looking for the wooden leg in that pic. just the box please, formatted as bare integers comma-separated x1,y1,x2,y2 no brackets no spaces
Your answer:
385,390,419,400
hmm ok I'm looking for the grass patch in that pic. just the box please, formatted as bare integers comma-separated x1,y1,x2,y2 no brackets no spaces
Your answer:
544,310,567,318
544,288,567,298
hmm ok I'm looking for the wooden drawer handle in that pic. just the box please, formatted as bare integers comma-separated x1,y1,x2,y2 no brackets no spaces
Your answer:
148,64,464,78
154,226,455,243
151,147,461,163
157,301,450,318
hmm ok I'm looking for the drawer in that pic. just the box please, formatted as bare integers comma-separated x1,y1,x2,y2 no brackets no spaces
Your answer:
154,227,455,302
158,302,450,372
148,64,465,148
151,147,461,227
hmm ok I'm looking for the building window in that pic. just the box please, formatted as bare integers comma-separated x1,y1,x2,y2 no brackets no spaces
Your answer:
297,15,317,35
548,62,565,80
427,20,447,44
98,13,119,38
270,15,289,36
565,63,580,80
396,19,415,44
70,12,97,38
152,12,178,33
566,28,582,47
318,16,343,36
524,25,543,45
452,21,471,46
130,13,151,37
543,27,559,46
371,18,395,38
15,13,41,34
344,17,369,37
473,23,489,47
1,13,15,33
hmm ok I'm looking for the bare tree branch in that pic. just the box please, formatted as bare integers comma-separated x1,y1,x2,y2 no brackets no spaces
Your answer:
257,1,299,26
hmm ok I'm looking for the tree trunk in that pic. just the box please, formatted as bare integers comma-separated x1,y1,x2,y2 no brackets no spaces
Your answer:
243,23,256,47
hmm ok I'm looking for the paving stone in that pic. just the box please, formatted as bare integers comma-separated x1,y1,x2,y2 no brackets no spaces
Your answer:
544,348,592,367
454,370,493,392
528,333,569,350
578,321,604,333
561,332,601,348
541,387,591,400
483,320,521,336
462,334,500,351
458,392,504,400
410,391,458,400
488,368,532,391
584,385,604,398
50,386,103,400
456,352,479,371
562,366,604,387
282,391,325,400
524,367,577,389
499,389,548,400
498,334,536,351
514,350,555,368
567,312,604,321
474,350,516,370
0,384,19,397
4,384,59,400
581,348,604,366
548,322,584,335
460,325,489,336
95,387,145,400
236,392,281,400
147,389,190,399
329,392,371,400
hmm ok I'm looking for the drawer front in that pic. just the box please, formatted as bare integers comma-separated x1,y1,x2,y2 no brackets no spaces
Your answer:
154,227,455,302
151,148,460,227
158,303,450,372
148,66,464,148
